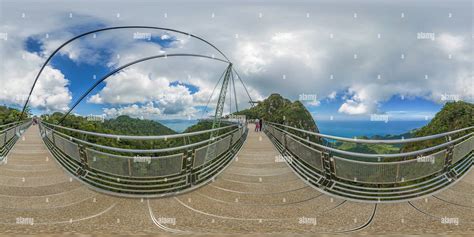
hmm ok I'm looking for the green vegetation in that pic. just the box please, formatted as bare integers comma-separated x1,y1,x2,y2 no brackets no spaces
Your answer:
44,113,176,136
42,113,181,154
329,133,414,155
234,93,319,132
402,101,474,152
0,106,29,125
331,140,401,155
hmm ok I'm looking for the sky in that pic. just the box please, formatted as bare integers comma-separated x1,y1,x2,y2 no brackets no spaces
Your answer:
0,0,472,122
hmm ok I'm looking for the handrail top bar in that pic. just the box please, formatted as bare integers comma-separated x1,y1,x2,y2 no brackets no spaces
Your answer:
0,120,30,133
40,120,239,140
267,121,474,144
0,121,24,128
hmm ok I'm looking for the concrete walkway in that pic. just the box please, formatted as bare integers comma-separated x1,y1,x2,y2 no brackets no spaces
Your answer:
0,125,472,235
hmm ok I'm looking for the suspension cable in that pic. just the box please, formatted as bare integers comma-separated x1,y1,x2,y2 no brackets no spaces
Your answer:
201,66,228,119
232,68,254,107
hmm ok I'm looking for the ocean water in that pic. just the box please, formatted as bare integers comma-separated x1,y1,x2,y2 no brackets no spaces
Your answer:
316,120,430,138
158,119,199,133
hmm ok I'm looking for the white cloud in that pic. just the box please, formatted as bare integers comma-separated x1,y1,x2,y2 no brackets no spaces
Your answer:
437,33,464,53
88,68,196,116
338,86,379,115
338,100,368,115
236,41,268,74
327,91,337,100
103,102,161,118
0,44,71,112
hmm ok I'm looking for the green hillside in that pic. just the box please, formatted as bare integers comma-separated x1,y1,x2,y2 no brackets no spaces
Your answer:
44,113,176,136
331,140,401,156
103,115,176,135
0,106,29,125
402,101,474,152
234,93,319,132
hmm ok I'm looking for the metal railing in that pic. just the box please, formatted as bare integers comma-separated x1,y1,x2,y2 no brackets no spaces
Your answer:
0,120,32,161
264,122,474,203
39,120,248,197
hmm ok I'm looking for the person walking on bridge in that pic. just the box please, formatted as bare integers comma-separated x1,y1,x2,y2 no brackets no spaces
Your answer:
255,119,260,132
259,118,263,132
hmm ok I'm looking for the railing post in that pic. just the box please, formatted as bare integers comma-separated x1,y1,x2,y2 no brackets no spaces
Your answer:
77,144,89,177
444,140,456,180
128,159,132,177
320,151,335,189
187,152,196,185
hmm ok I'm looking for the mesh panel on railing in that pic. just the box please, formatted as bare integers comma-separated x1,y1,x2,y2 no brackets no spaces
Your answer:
46,130,53,142
0,133,5,148
286,135,323,171
266,125,274,134
193,135,232,168
216,135,231,157
273,128,285,144
232,129,241,145
453,136,474,163
334,150,445,183
398,150,445,181
61,137,81,162
87,148,131,176
193,143,213,168
53,133,65,152
6,128,15,142
131,153,184,177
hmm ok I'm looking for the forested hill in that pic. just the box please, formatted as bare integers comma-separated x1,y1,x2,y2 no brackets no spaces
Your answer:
103,115,176,135
43,113,176,136
234,93,319,132
402,101,474,152
0,106,27,124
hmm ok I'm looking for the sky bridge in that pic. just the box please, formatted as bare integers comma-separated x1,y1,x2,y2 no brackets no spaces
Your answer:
0,120,472,235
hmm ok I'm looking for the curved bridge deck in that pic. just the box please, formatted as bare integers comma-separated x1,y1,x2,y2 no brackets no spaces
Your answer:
0,125,473,235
